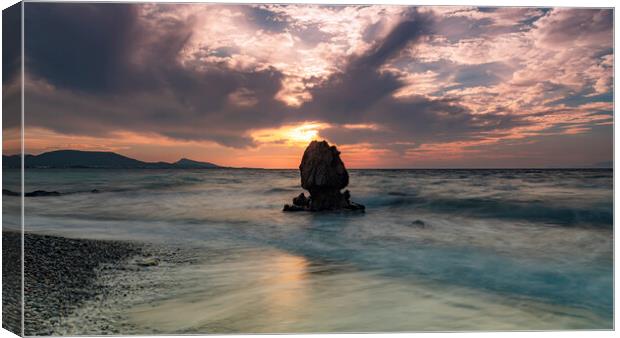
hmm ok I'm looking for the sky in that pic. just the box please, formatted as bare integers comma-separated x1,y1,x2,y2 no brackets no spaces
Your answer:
3,4,613,168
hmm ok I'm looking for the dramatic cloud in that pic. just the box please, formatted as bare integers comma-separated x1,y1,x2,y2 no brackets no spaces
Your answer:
17,4,613,168
3,3,22,155
24,3,297,148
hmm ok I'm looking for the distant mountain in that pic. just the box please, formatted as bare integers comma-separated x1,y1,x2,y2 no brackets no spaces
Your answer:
173,158,219,169
3,150,222,169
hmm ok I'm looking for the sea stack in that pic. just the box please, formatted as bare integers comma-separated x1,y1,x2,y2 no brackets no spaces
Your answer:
283,140,365,212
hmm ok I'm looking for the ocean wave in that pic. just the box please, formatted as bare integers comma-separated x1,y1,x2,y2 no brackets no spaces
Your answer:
363,195,612,227
386,191,414,196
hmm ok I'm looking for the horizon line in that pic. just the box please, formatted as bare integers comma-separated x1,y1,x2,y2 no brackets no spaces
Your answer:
3,149,613,171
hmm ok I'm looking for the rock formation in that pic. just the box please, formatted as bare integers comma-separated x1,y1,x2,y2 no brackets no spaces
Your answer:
283,140,365,212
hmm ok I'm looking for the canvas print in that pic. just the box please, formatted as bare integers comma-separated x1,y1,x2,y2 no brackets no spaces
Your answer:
2,2,614,335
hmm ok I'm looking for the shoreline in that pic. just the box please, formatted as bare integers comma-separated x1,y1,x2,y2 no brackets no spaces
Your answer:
3,230,146,335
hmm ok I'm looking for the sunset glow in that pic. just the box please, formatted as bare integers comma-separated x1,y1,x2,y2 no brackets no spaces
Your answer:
287,124,321,144
251,122,329,146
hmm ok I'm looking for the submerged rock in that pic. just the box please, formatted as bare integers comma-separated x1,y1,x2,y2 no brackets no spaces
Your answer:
292,193,310,207
2,189,19,196
3,189,62,197
4,188,102,197
282,204,307,212
26,190,61,197
411,219,427,228
283,140,365,212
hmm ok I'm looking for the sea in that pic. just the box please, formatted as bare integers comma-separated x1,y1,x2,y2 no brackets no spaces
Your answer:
2,168,614,333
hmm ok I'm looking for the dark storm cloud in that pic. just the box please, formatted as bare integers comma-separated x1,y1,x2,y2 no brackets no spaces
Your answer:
299,10,528,146
301,10,433,120
24,3,293,148
363,10,434,68
3,3,22,131
25,3,138,93
3,2,21,84
535,8,612,47
23,4,533,151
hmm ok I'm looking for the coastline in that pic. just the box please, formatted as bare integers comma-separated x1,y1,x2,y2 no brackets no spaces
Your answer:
3,230,144,335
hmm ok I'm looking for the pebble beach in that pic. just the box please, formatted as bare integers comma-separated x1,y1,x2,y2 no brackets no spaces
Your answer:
3,231,145,335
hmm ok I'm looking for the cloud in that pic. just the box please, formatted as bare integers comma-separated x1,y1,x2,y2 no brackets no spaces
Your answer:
301,10,433,118
25,4,139,93
2,2,22,133
24,3,294,148
532,8,612,49
2,3,21,84
19,4,613,167
298,9,528,148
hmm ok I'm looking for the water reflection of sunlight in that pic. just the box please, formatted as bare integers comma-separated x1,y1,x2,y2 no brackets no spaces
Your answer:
124,246,611,333
259,254,309,322
125,248,312,333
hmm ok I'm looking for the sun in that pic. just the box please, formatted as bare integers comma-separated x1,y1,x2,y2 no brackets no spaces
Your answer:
287,123,320,143
250,122,329,146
